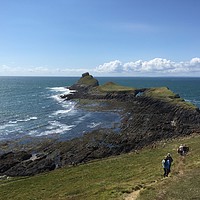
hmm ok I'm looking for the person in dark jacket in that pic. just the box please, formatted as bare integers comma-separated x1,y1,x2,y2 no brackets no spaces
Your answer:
162,157,170,177
166,153,173,173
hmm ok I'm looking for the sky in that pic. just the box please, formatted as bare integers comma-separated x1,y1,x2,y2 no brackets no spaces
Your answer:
0,0,200,77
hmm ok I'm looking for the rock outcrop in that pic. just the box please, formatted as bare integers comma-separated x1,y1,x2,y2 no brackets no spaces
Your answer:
61,72,99,99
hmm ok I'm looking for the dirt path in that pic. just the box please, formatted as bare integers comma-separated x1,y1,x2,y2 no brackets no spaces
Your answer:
125,190,141,200
124,155,186,200
124,180,158,200
175,155,185,175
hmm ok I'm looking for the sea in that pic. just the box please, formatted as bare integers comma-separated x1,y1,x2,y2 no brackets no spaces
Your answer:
0,76,200,141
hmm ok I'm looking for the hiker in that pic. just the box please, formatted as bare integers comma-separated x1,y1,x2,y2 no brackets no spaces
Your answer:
162,157,170,177
177,144,184,156
166,153,173,173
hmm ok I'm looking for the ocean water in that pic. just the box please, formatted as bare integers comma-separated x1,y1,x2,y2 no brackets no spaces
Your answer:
0,76,200,141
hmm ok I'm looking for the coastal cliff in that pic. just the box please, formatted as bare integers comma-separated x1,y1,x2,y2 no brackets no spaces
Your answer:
1,73,200,176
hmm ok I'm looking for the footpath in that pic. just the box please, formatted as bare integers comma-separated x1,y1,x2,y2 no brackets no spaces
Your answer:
124,155,186,200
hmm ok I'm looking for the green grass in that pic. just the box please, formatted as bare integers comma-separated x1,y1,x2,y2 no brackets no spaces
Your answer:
144,87,176,98
98,82,135,92
97,84,197,110
138,168,200,200
144,87,197,110
1,135,200,200
138,135,200,200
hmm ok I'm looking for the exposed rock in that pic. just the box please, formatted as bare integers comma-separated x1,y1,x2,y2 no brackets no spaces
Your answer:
0,150,56,176
82,72,90,77
4,158,56,176
0,151,32,174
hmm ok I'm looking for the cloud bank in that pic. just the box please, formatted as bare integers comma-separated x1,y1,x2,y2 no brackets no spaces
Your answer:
95,58,200,76
1,58,200,76
0,65,89,76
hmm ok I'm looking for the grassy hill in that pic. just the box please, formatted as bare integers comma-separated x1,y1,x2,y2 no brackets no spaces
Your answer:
1,134,200,200
77,74,99,87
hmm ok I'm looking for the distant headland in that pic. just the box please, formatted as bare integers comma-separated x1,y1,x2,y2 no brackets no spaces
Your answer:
62,72,198,110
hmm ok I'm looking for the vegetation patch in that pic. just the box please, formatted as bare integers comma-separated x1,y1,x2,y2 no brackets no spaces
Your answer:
144,87,177,98
144,87,198,110
1,135,200,199
98,82,135,92
138,163,200,200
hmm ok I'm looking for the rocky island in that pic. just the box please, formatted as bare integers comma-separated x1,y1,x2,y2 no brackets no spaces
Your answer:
1,73,200,176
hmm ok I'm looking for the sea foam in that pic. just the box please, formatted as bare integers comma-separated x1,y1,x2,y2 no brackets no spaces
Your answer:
8,116,38,124
87,122,102,128
48,87,76,95
30,120,75,136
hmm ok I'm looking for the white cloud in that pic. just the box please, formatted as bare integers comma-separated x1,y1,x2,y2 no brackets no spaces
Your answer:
95,58,200,76
124,58,176,73
189,58,200,72
95,60,123,73
190,57,200,65
27,67,49,73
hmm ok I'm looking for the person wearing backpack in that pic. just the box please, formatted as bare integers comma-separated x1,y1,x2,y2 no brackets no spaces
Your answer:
166,153,173,173
162,157,170,177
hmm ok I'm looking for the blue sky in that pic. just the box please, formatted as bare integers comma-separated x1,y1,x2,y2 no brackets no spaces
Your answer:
0,0,200,76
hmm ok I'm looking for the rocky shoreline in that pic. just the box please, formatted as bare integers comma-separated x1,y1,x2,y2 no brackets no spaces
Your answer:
1,73,200,176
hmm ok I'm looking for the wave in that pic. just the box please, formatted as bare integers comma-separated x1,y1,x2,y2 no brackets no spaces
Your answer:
52,102,76,116
30,117,38,120
192,99,200,105
48,87,70,93
8,116,38,124
49,93,76,103
0,123,16,130
48,87,76,94
78,113,91,121
87,122,102,128
46,87,78,124
51,94,64,103
29,120,75,136
48,87,76,104
185,99,200,107
52,108,74,116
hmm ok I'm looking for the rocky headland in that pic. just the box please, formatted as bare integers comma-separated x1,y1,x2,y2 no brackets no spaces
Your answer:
1,72,200,176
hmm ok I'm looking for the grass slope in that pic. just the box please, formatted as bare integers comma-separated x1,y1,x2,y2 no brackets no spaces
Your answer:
144,87,197,110
98,82,135,92
1,135,200,200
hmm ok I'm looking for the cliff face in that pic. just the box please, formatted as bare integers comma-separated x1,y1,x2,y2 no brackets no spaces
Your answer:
1,73,200,176
119,96,200,151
